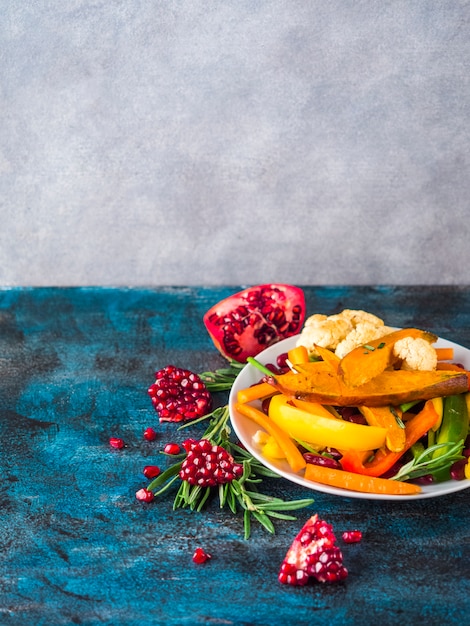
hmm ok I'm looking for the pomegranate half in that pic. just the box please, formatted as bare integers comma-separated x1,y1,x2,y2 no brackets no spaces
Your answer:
203,284,306,363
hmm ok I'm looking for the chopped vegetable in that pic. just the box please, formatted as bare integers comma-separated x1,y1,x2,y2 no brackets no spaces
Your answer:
304,463,422,495
270,361,468,407
359,405,406,452
234,402,306,473
268,394,387,451
340,399,440,477
338,328,437,387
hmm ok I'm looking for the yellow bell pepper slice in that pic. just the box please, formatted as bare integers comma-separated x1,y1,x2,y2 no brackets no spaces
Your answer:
268,394,387,451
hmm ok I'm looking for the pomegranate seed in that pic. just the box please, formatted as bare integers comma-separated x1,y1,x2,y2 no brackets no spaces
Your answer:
109,437,125,449
135,488,154,502
143,427,157,441
192,547,211,564
164,442,181,455
342,530,363,543
143,465,161,479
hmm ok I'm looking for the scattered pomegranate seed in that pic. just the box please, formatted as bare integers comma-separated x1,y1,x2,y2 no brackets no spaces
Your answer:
143,465,161,479
192,547,211,564
109,436,125,449
143,427,157,441
164,442,181,455
179,439,243,487
148,365,212,422
135,488,155,502
278,514,348,585
342,530,363,544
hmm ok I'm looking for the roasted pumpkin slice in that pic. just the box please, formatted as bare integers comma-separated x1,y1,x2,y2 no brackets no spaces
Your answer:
337,328,438,387
269,361,468,407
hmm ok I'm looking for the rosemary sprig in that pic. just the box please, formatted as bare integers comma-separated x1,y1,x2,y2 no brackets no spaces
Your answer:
389,439,465,482
146,404,314,539
199,360,246,392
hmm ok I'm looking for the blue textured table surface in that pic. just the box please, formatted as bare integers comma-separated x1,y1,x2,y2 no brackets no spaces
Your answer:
1,286,469,626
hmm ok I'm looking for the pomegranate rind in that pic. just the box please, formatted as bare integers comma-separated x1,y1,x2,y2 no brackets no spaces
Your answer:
203,284,306,363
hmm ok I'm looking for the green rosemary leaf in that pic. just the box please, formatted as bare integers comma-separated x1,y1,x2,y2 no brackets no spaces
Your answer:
390,439,464,481
242,490,285,504
263,511,298,521
227,485,238,515
147,462,182,491
196,487,212,512
243,509,251,540
199,361,245,392
256,498,315,512
252,510,276,534
152,475,180,499
389,406,405,429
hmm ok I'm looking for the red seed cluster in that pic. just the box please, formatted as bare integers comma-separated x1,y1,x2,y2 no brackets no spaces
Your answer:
148,365,212,423
179,439,243,487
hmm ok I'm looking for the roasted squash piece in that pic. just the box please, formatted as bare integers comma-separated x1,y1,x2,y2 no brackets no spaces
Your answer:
337,328,438,387
269,361,468,407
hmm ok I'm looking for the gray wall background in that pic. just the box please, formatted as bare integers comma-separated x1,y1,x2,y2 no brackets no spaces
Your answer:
1,1,469,286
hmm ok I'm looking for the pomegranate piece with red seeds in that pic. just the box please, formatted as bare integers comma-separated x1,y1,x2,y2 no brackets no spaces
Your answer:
203,284,306,363
148,365,212,423
278,514,348,585
179,438,243,487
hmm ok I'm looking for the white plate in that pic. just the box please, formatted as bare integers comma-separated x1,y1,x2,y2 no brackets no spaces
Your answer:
229,334,470,500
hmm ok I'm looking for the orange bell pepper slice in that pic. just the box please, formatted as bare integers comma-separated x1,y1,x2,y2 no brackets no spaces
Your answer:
340,399,439,477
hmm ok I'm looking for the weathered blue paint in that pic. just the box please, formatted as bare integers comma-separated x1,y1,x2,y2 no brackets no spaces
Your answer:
0,286,469,626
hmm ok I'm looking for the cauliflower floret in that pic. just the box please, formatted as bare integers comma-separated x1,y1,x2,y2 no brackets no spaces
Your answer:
393,337,437,371
338,309,385,328
334,322,395,359
296,314,353,357
297,309,391,358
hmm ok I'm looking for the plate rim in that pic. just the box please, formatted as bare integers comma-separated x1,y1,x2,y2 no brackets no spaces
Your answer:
228,333,470,501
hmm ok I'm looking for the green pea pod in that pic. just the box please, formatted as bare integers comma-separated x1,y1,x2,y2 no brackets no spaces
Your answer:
433,393,469,459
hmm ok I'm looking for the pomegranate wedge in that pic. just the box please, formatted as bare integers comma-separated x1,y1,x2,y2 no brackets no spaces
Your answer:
203,284,306,363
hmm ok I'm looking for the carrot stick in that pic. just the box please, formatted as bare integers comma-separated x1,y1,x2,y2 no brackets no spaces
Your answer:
237,382,277,404
287,345,310,365
304,463,421,495
234,402,306,473
435,347,454,361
